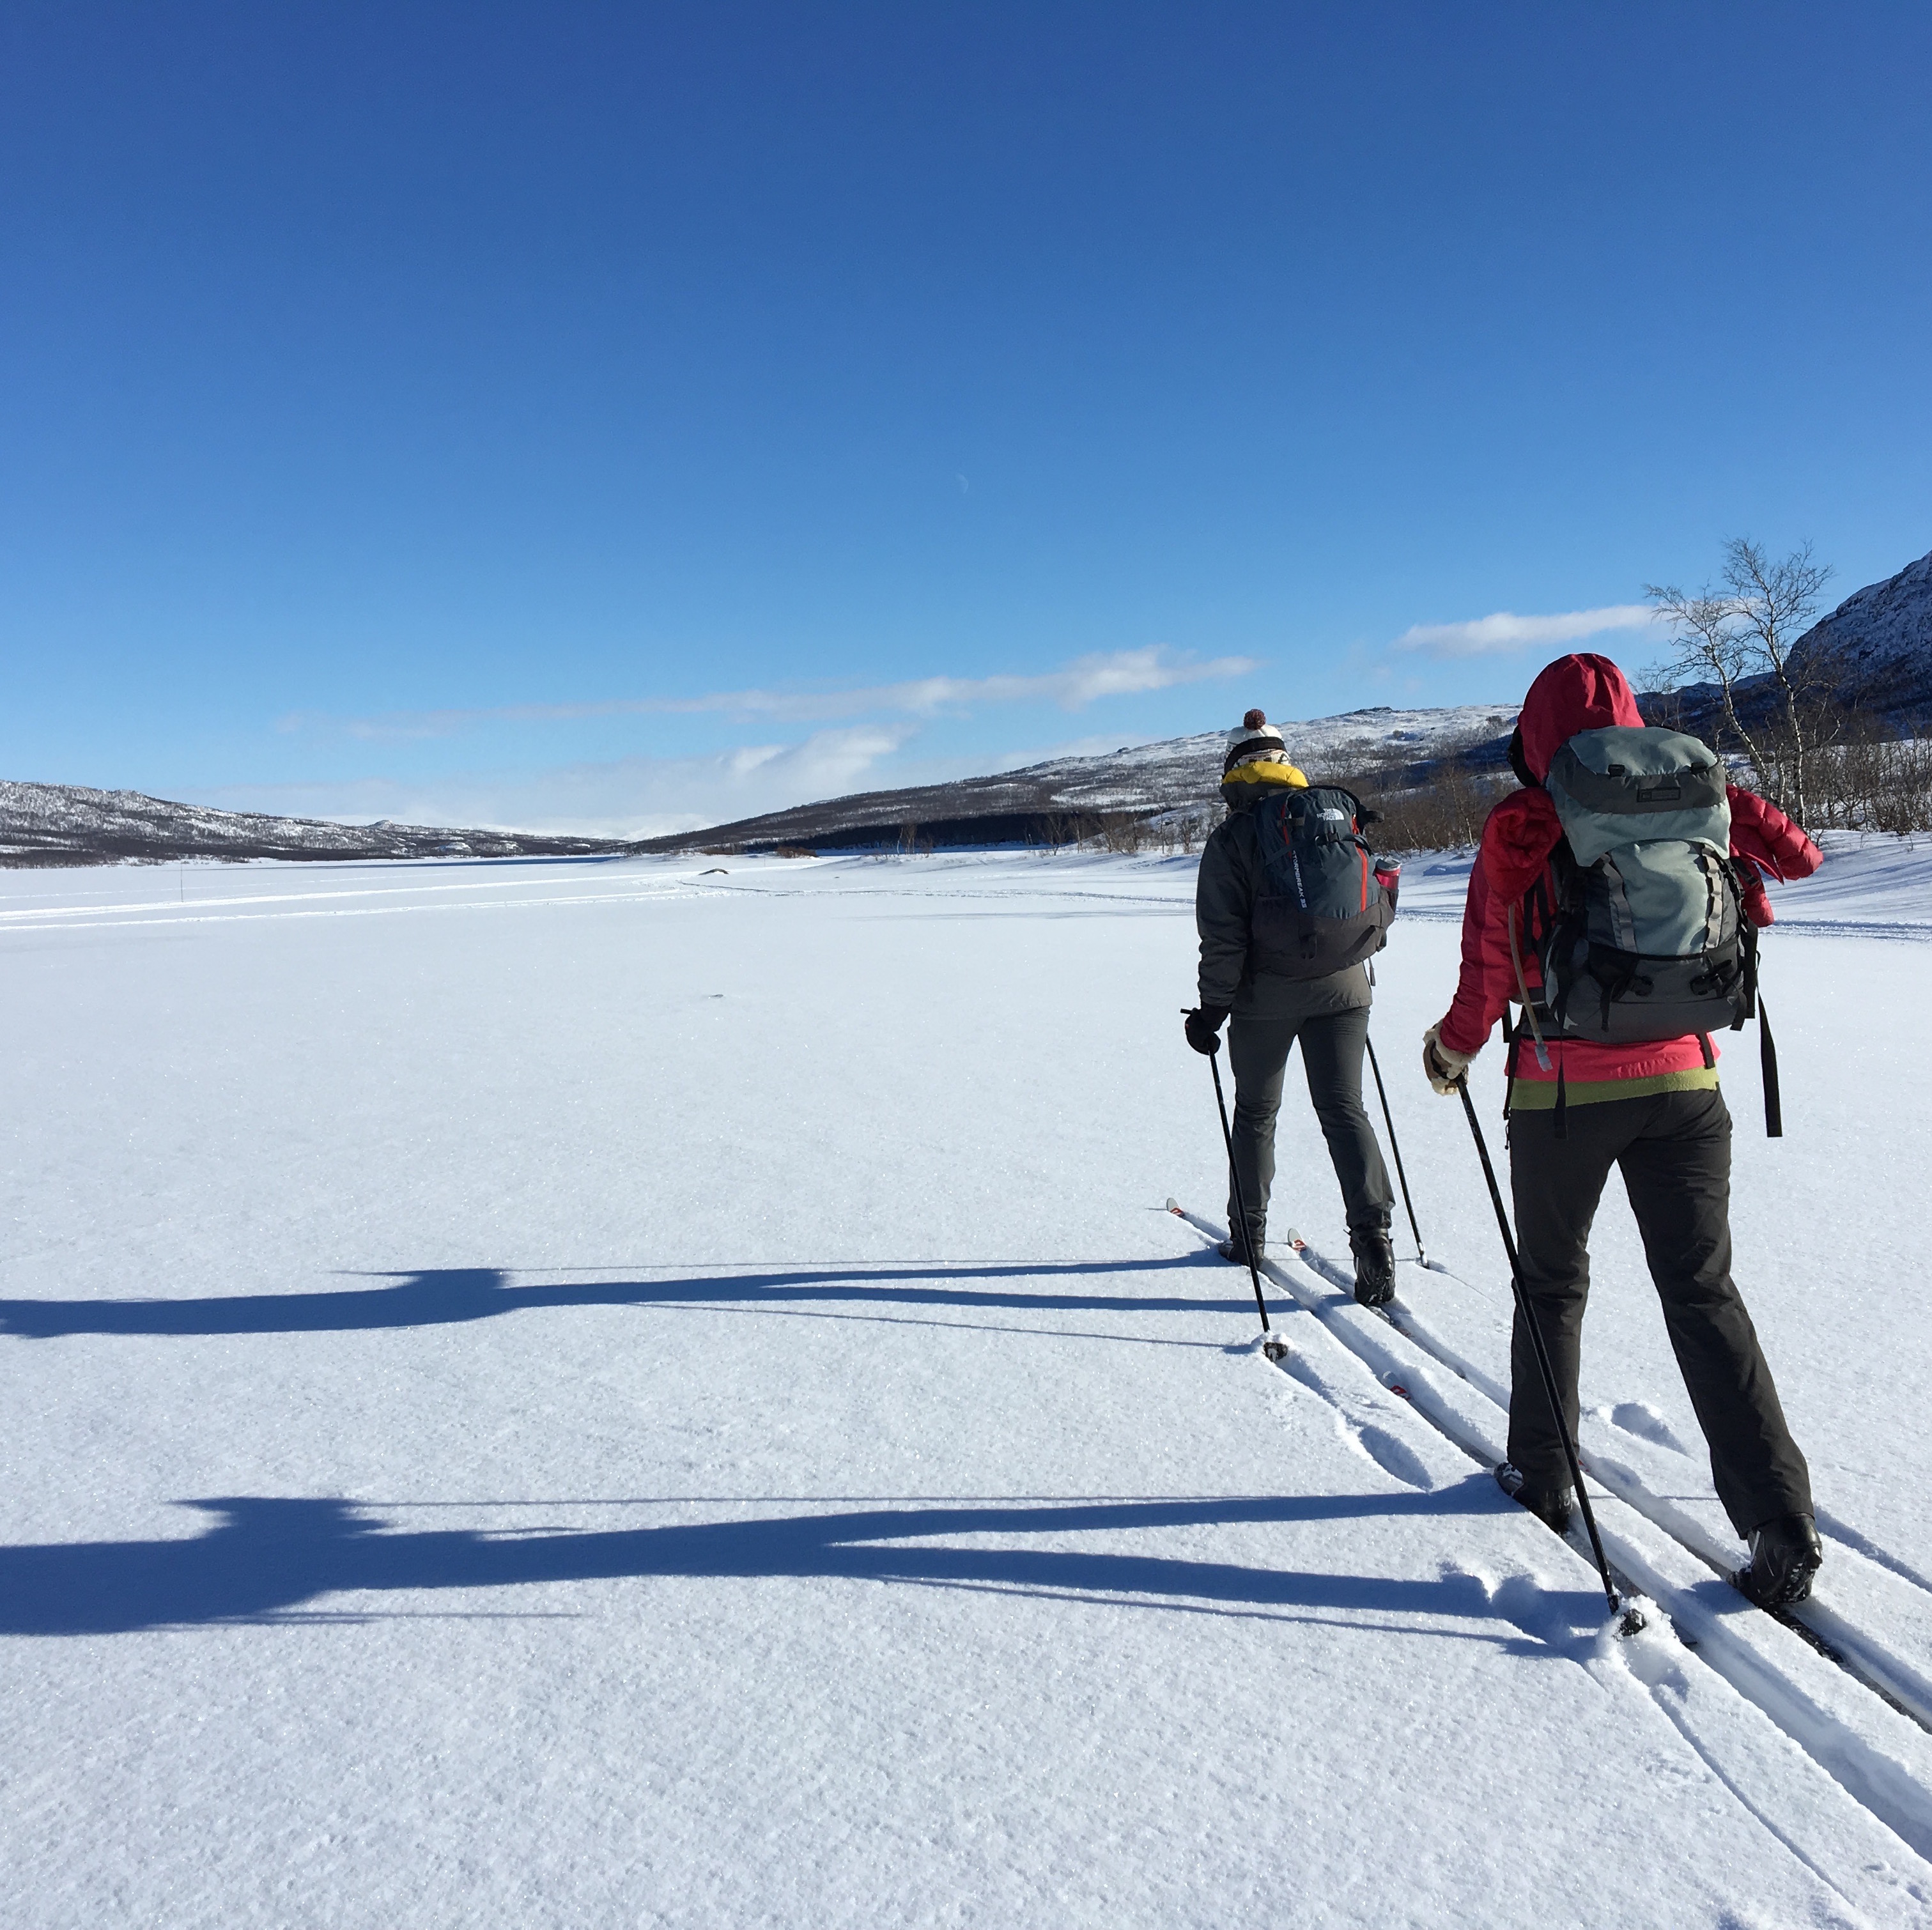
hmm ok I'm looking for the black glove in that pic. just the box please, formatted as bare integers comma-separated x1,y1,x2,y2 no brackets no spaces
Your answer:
1184,1006,1230,1055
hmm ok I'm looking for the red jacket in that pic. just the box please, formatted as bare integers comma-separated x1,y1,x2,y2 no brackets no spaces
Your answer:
1437,653,1822,1080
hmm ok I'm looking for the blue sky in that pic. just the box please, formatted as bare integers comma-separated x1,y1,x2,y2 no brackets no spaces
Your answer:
3,2,1929,834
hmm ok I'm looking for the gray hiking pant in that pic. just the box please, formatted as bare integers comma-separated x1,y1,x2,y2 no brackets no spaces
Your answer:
1506,1086,1812,1538
1226,1007,1393,1253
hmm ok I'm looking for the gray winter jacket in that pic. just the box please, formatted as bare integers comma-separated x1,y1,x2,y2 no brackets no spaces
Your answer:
1195,797,1373,1021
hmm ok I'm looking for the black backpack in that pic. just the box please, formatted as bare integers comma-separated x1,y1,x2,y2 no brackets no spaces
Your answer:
1248,785,1394,980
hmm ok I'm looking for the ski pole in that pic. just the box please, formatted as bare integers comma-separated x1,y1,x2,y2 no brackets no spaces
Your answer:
1204,1046,1283,1356
1455,1076,1642,1634
1364,1033,1425,1265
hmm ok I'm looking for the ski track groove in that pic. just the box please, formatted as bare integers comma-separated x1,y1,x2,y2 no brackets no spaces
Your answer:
1274,1212,1932,1740
1386,1252,1932,1743
1166,1197,1932,1886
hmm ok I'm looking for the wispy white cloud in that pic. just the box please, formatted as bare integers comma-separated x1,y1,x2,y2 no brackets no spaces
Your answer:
189,723,931,840
719,724,917,798
281,646,1258,743
1394,604,1655,659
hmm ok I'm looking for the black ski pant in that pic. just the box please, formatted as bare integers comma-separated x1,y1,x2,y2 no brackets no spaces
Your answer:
1226,1008,1393,1253
1506,1086,1812,1538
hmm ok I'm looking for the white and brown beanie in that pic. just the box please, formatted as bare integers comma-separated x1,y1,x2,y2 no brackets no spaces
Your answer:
1223,709,1288,775
1220,709,1308,799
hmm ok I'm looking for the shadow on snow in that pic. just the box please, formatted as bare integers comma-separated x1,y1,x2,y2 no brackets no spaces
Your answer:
0,1486,1609,1642
0,1258,1250,1340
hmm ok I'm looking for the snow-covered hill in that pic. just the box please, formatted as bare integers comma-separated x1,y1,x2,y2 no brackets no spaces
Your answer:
639,702,1521,851
12,544,1926,869
1794,545,1932,713
4,706,1516,865
0,779,628,867
656,550,1932,854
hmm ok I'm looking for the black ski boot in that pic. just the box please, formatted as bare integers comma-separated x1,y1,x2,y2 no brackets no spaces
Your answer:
1496,1462,1574,1534
1738,1514,1823,1608
1216,1231,1264,1266
1350,1223,1396,1306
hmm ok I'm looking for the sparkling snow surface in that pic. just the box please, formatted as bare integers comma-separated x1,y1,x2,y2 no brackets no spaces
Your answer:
4,842,1931,1928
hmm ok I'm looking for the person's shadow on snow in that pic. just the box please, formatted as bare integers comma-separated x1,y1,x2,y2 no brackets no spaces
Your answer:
0,1258,1248,1340
0,1485,1607,1646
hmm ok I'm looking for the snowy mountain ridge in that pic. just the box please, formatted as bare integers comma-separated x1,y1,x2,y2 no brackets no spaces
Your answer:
0,706,1519,865
637,702,1521,851
663,548,1932,853
6,546,1924,865
1794,544,1932,711
0,779,629,867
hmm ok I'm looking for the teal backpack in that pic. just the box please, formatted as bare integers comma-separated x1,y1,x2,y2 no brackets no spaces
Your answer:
1249,785,1395,980
1538,725,1759,1046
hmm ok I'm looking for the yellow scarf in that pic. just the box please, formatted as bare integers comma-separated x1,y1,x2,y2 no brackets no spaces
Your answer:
1221,759,1309,798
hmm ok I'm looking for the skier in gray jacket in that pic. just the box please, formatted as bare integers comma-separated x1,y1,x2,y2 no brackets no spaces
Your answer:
1186,710,1397,1304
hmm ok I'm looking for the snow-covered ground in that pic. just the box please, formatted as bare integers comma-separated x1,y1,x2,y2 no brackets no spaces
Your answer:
4,840,1931,1927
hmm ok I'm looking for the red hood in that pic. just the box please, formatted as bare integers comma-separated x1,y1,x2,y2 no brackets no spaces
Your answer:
1517,653,1645,782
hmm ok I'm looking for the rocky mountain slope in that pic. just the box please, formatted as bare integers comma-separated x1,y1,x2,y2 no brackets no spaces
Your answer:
1793,545,1932,713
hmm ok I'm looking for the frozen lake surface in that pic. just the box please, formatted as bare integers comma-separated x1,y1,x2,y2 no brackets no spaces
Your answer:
4,840,1931,1927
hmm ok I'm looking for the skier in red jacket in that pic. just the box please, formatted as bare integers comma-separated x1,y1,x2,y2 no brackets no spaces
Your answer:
1421,652,1825,1607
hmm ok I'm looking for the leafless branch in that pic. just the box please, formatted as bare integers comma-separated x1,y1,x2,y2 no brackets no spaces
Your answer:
1644,537,1837,827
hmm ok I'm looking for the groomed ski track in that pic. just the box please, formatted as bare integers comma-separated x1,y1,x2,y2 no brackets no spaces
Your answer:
1167,1196,1932,1880
1278,1221,1932,1734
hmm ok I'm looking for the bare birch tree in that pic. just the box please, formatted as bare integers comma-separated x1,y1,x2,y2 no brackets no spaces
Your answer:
1645,537,1835,827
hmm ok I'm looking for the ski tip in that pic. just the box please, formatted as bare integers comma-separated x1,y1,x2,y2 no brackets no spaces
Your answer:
1164,1196,1182,1213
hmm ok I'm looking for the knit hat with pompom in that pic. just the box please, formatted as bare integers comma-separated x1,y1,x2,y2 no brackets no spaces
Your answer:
1223,708,1288,776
